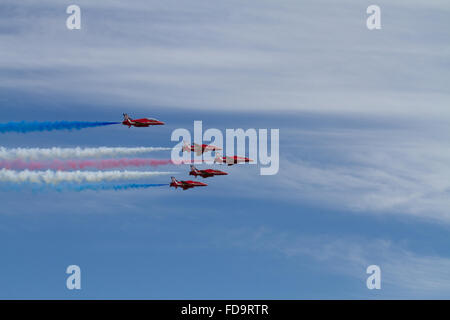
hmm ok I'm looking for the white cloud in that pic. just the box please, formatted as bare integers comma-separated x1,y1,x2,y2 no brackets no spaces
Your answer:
205,125,450,224
225,227,450,297
271,126,450,223
0,0,449,115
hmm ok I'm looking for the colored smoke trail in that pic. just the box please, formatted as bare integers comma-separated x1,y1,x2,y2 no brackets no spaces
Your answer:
0,121,120,134
65,183,169,192
0,169,176,184
0,183,169,192
0,159,174,170
0,146,171,160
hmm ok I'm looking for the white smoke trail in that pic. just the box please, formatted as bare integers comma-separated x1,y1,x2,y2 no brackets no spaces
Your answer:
0,146,171,160
0,169,175,184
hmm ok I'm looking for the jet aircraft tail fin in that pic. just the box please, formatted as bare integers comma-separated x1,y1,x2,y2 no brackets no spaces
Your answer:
214,153,222,163
182,141,191,152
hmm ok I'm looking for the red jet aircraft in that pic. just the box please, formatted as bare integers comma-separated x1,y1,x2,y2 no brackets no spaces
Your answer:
182,141,222,156
122,113,164,127
214,153,253,166
170,177,208,190
189,165,228,178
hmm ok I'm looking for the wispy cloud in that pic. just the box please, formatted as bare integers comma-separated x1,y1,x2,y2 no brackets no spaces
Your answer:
0,0,448,115
225,227,450,297
204,123,450,224
277,144,450,223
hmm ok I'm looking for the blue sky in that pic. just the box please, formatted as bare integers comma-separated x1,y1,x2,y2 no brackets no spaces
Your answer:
1,0,450,299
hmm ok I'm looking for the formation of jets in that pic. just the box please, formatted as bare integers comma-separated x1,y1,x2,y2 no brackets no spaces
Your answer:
170,151,252,190
122,113,253,190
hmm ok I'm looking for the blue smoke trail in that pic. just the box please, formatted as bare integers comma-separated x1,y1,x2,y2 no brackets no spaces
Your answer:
69,183,169,192
0,121,120,134
0,183,169,192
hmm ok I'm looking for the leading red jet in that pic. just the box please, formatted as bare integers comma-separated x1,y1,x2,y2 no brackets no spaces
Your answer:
170,177,208,190
182,141,222,156
189,165,228,178
122,113,164,127
214,153,253,166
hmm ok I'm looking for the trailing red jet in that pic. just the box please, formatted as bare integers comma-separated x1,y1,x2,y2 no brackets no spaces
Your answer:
189,165,228,178
182,141,222,156
170,177,208,190
122,113,164,127
214,153,253,166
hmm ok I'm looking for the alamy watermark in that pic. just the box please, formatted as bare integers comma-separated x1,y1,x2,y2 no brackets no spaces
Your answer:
171,121,279,175
366,265,381,290
66,5,81,30
366,5,381,30
66,265,81,290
